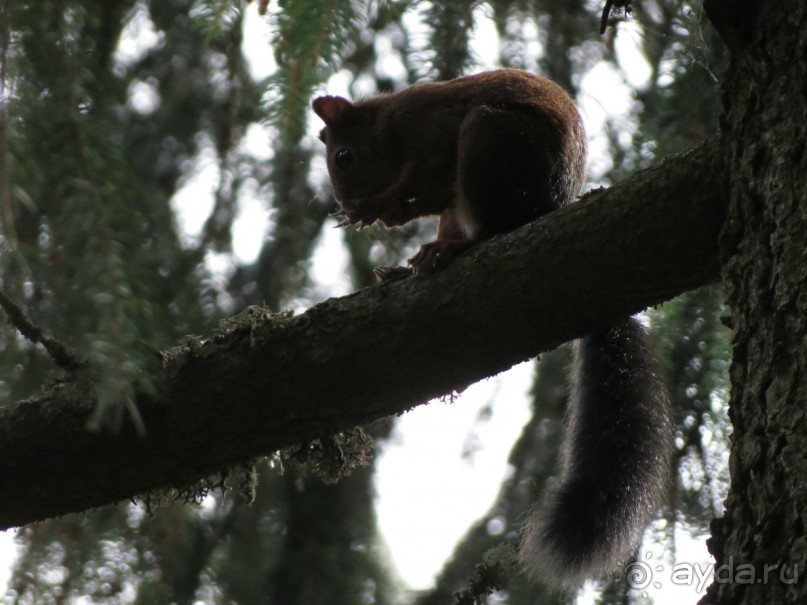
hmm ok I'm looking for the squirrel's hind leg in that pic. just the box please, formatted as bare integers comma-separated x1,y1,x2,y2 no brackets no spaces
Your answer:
456,105,563,237
407,209,474,273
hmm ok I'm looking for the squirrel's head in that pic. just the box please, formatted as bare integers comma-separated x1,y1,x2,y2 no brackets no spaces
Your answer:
312,95,404,204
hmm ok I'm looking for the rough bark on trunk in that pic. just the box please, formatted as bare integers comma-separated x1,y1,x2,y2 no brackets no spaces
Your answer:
704,1,807,603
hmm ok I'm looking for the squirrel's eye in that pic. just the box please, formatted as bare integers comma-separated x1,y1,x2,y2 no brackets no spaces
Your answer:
335,149,353,170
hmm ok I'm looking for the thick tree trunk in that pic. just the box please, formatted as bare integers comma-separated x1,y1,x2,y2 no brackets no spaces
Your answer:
704,1,807,603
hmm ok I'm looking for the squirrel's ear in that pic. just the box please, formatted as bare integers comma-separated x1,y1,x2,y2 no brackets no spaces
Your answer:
312,95,353,124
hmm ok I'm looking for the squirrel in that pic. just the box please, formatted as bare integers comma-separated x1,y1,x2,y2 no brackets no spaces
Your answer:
312,68,673,587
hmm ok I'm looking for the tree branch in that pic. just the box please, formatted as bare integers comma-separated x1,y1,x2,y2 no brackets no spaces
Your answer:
0,288,84,371
0,140,724,531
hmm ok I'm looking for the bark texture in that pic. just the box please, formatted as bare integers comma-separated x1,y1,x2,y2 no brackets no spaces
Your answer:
0,142,723,531
704,1,807,603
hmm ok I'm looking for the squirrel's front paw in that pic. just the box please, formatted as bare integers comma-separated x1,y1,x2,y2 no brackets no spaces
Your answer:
332,201,378,230
377,199,417,227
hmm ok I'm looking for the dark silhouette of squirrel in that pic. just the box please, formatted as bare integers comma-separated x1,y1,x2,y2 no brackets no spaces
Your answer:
313,69,672,587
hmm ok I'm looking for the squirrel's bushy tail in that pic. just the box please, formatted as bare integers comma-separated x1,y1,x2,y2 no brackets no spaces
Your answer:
519,317,673,586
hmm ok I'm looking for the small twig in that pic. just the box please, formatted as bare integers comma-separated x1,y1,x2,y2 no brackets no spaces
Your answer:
600,0,614,33
600,0,633,34
0,288,84,370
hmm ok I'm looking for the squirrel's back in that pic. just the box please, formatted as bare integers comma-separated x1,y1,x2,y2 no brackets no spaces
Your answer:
360,69,588,214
